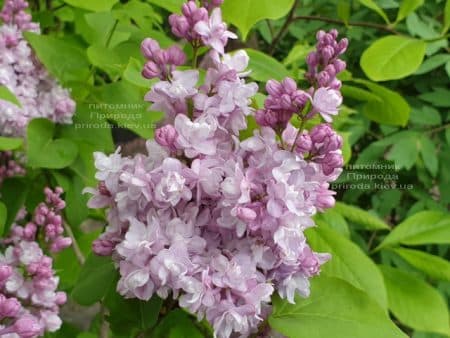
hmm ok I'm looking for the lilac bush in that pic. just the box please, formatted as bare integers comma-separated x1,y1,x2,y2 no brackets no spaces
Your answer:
0,187,70,337
85,1,347,337
0,0,75,137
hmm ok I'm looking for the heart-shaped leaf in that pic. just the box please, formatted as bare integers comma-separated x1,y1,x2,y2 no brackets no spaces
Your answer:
27,118,78,169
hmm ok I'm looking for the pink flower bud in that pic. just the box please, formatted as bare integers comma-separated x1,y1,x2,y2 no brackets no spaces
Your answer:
165,45,186,66
155,125,178,150
55,291,67,305
142,61,161,79
0,297,21,318
265,80,282,96
140,38,160,59
281,77,297,94
13,315,42,338
92,239,115,256
0,264,12,282
50,237,72,253
236,207,257,222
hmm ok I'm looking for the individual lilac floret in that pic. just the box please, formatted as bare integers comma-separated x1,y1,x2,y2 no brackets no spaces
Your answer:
309,87,343,122
194,7,237,54
305,29,348,90
141,38,186,80
0,0,76,137
202,0,224,10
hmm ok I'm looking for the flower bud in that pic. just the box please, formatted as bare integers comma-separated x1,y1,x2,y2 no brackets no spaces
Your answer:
165,45,186,66
0,297,21,318
155,125,178,150
13,315,42,338
0,264,13,282
140,38,160,60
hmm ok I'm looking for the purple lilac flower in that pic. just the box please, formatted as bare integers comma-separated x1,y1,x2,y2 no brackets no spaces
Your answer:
0,0,75,137
86,1,347,336
0,187,70,337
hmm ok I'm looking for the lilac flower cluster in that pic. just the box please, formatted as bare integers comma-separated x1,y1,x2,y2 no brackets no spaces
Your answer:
0,0,75,137
86,2,347,337
0,151,25,186
0,188,70,337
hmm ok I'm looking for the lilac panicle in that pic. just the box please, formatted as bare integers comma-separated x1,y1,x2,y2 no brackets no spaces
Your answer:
0,0,75,137
0,187,71,337
86,1,347,337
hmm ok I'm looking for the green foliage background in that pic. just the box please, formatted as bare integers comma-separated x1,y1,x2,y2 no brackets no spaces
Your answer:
0,0,449,337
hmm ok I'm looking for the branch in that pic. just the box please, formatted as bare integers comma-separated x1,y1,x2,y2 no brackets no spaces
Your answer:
63,221,86,265
291,15,399,34
269,0,300,55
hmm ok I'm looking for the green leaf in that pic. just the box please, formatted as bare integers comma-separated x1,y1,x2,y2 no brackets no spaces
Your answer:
71,254,117,306
269,276,407,338
379,265,450,335
92,81,164,138
0,85,21,106
444,0,450,33
334,202,390,230
418,136,438,177
245,48,290,82
307,225,388,308
361,36,426,81
357,0,390,23
0,137,23,151
315,209,350,238
396,0,424,23
87,44,124,77
414,54,450,75
223,0,295,40
82,12,131,48
376,211,450,249
63,0,118,11
26,119,78,169
152,309,204,338
337,0,351,24
341,85,382,102
24,32,90,85
0,202,6,236
123,57,154,88
353,79,410,126
386,132,419,170
392,247,450,282
419,87,450,107
283,43,313,66
146,0,184,13
409,106,441,126
340,132,352,165
0,178,28,235
105,287,162,336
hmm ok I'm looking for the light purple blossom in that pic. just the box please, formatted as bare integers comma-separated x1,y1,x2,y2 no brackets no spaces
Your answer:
87,4,347,335
194,8,237,54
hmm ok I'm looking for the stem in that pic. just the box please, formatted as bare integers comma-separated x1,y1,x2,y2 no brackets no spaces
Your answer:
291,15,399,34
99,305,110,338
426,123,450,134
192,44,199,68
423,34,450,43
63,221,85,265
367,230,378,252
105,20,119,48
290,117,306,152
269,0,300,54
